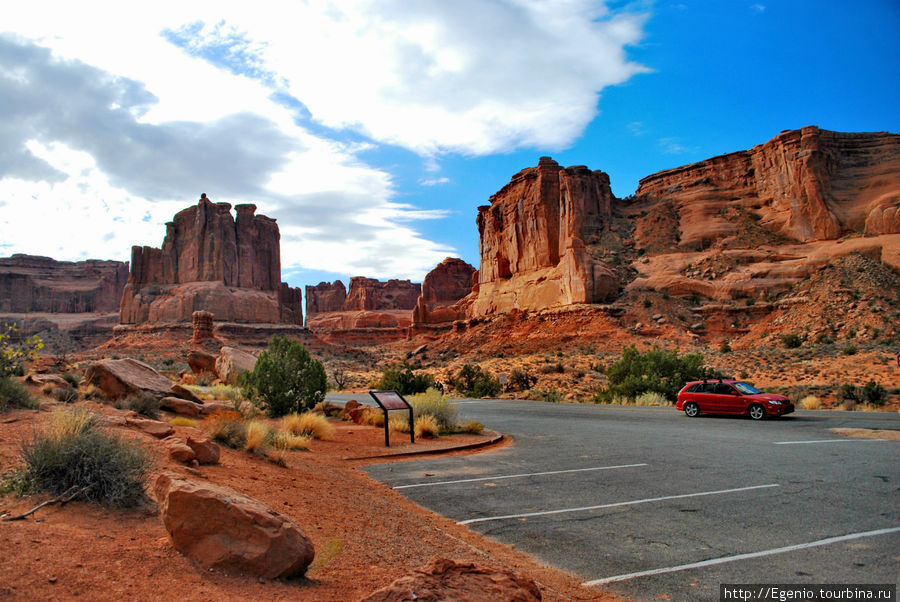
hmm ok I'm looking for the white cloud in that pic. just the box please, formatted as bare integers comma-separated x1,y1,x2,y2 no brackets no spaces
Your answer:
0,1,648,282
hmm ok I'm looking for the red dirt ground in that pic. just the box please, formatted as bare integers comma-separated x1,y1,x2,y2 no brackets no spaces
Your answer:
0,398,624,601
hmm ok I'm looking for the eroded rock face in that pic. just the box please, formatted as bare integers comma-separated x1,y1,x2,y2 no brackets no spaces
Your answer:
0,254,128,314
634,126,900,249
155,473,315,579
305,281,347,314
470,157,619,317
411,258,476,329
119,196,303,326
305,277,421,341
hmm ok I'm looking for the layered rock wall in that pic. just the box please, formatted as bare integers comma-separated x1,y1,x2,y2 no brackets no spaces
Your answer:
411,257,476,330
470,157,619,317
120,196,302,325
0,254,128,313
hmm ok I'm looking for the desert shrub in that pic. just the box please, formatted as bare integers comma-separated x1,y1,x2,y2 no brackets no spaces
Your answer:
842,344,858,356
529,389,562,403
114,392,160,419
862,381,886,406
389,415,411,434
242,336,327,418
459,420,484,434
838,383,860,403
0,323,43,378
597,345,721,403
452,364,501,398
414,415,440,439
7,408,151,507
272,430,311,451
0,376,38,412
62,373,81,388
243,420,274,453
800,395,822,410
408,388,458,432
815,333,834,345
265,449,288,466
204,384,245,404
81,384,104,401
169,417,197,427
282,411,335,440
781,334,802,349
54,385,79,404
508,369,537,392
374,365,438,396
204,409,247,449
635,391,668,406
719,341,732,353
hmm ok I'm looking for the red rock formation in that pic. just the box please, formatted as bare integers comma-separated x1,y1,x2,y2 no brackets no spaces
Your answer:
0,254,128,313
305,281,347,314
411,258,476,330
119,196,302,325
470,157,619,317
343,277,421,311
634,126,900,249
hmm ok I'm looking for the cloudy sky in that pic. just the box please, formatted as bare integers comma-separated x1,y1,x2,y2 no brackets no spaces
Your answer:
2,1,898,292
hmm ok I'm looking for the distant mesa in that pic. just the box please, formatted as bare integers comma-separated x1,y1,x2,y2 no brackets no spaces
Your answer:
410,257,476,335
119,194,303,328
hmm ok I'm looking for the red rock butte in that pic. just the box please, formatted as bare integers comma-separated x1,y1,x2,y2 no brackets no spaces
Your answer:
119,196,303,326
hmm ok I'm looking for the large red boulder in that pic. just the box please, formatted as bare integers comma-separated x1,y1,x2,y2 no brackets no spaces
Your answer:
155,473,314,578
85,358,176,400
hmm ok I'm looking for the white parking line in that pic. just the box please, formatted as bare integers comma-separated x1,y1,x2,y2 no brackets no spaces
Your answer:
393,463,648,490
774,439,887,445
583,526,900,586
457,484,780,526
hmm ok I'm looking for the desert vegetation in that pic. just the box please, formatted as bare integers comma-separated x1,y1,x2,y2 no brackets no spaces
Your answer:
242,336,327,417
594,345,722,403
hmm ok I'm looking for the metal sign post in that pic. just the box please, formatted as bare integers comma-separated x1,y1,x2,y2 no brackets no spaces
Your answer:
369,390,415,447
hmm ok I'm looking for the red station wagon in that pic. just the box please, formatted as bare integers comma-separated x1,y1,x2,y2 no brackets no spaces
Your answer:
676,379,794,420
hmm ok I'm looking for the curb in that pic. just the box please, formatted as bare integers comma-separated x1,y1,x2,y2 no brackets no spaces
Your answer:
343,430,504,461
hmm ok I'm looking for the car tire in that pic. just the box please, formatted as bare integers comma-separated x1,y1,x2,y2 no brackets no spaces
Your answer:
684,402,700,418
748,404,766,420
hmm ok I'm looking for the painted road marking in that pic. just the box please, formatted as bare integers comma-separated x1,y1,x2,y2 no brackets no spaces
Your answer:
457,483,780,526
583,526,900,586
393,463,648,490
774,439,887,445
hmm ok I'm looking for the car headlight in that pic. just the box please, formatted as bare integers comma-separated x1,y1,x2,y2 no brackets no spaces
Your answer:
767,400,782,405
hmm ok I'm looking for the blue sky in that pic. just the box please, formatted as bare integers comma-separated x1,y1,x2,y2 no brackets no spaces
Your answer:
2,1,898,296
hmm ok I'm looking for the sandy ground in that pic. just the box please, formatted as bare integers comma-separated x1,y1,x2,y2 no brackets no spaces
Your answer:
0,399,624,601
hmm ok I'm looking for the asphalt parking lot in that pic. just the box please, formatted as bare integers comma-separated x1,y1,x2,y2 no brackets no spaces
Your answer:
350,398,900,601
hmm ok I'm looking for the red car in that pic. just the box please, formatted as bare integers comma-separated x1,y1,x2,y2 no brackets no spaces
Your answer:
676,379,794,420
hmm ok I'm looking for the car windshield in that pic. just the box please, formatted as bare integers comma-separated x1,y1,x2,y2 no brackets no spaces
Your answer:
733,382,761,395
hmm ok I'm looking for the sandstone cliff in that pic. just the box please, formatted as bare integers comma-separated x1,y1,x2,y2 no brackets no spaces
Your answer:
469,157,619,317
411,257,476,331
0,254,128,314
119,196,302,326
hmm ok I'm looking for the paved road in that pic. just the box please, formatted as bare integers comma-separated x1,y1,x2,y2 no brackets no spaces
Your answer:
328,394,900,601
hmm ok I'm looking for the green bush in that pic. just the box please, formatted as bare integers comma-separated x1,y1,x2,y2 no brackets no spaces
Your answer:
862,381,886,406
375,365,438,396
452,364,501,398
781,334,802,349
242,336,327,418
0,323,43,378
838,383,860,402
597,345,721,403
54,385,79,404
508,369,537,391
719,341,732,353
842,344,858,356
114,391,160,419
0,376,39,412
7,408,151,507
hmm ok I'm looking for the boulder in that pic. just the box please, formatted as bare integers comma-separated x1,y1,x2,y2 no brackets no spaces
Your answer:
187,350,217,375
160,397,203,417
126,416,175,439
84,358,175,400
199,400,237,416
155,473,315,578
186,434,220,465
361,558,541,601
171,384,203,404
163,436,196,463
215,346,257,385
26,374,69,388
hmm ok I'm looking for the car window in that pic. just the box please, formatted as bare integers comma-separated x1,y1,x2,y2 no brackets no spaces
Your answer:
713,383,734,395
733,382,761,395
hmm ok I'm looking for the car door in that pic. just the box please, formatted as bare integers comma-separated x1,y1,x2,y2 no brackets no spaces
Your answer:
694,383,718,412
714,383,742,413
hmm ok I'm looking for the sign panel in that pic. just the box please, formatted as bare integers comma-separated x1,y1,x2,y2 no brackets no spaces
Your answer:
370,390,410,410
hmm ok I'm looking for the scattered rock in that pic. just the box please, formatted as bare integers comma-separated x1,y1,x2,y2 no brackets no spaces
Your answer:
170,385,202,404
215,347,257,385
26,374,69,388
125,416,175,439
361,557,541,602
198,401,236,416
186,434,220,465
163,437,197,463
186,350,217,375
159,397,203,417
155,473,315,578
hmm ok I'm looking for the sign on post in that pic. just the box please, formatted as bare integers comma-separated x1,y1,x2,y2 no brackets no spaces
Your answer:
369,390,415,447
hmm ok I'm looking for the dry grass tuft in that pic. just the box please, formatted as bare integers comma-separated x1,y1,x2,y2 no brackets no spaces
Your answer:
800,395,822,410
389,415,411,433
272,430,311,450
244,420,273,453
169,417,197,428
414,415,440,439
282,412,335,440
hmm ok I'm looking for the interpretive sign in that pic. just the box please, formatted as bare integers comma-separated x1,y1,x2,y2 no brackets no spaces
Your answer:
369,390,415,447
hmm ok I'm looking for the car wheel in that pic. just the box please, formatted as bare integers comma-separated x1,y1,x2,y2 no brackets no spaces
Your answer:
748,404,766,420
684,402,700,418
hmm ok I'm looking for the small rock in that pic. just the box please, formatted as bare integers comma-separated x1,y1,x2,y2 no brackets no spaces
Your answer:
186,434,220,465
